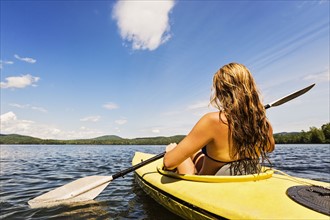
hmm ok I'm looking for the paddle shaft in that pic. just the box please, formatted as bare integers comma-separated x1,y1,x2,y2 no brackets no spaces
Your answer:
112,151,166,179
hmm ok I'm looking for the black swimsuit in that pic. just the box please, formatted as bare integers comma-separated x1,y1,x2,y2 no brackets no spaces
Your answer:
201,146,232,163
201,146,258,175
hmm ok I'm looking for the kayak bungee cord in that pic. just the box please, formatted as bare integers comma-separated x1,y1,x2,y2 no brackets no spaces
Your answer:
272,169,330,189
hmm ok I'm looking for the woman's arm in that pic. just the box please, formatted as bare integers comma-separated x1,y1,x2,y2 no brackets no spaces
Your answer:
163,113,215,170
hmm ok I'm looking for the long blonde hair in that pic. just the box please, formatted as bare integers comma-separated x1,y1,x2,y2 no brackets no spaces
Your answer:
211,63,271,174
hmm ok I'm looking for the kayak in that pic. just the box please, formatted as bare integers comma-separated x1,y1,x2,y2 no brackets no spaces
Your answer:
132,152,330,219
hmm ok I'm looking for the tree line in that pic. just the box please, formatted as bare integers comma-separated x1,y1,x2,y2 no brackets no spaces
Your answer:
1,123,329,145
0,134,186,145
273,123,330,144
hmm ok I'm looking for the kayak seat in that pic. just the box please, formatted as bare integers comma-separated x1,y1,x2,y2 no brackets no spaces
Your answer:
215,162,262,176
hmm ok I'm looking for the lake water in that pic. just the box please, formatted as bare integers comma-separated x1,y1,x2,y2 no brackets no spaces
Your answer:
1,144,329,219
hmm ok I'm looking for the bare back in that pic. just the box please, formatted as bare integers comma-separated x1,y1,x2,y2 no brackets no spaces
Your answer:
197,112,234,175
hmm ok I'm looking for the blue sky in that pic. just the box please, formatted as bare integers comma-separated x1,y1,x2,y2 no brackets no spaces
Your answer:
1,0,329,139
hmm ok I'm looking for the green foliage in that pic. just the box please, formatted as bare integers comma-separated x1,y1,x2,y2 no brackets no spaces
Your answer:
273,123,330,144
321,123,330,142
91,135,123,141
309,127,325,143
0,134,186,145
0,134,43,144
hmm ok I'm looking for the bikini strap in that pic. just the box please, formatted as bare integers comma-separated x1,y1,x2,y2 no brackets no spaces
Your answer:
202,146,229,163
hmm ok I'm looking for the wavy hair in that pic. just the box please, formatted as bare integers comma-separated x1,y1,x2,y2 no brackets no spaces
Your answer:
210,63,271,174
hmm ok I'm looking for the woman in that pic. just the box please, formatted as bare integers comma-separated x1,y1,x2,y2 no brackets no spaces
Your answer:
163,63,275,175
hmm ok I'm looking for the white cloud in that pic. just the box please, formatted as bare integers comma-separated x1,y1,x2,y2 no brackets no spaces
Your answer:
0,111,17,122
0,60,14,69
152,129,160,134
186,100,216,116
0,111,58,137
115,118,127,125
80,115,101,122
10,103,47,113
103,102,119,110
162,100,215,118
303,69,329,82
14,54,37,64
0,74,40,89
112,0,175,51
0,111,105,139
187,101,209,110
60,128,105,140
31,106,47,112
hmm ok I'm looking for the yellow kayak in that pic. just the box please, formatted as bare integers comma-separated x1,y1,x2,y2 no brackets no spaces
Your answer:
132,152,330,220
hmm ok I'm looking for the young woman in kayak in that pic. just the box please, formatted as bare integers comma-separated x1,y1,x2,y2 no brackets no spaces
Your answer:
163,62,275,175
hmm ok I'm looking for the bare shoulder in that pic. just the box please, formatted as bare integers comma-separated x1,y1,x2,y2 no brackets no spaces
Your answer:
196,112,228,141
195,112,226,131
190,112,228,134
201,112,226,124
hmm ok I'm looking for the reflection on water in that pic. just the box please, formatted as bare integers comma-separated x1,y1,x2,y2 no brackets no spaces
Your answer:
0,144,329,219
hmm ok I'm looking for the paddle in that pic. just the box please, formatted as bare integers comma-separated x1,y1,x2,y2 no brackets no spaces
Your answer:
28,83,315,209
28,152,166,208
264,83,315,109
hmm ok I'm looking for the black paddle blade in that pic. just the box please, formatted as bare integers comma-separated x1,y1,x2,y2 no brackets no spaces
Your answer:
265,83,315,109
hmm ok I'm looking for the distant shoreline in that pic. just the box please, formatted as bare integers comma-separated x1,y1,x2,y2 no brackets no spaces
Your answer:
0,134,186,145
1,122,329,145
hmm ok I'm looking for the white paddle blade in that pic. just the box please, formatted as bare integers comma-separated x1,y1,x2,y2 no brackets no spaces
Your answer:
28,176,113,209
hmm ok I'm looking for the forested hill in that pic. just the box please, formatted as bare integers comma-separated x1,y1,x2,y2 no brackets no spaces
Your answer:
0,134,186,145
1,123,329,145
273,122,329,144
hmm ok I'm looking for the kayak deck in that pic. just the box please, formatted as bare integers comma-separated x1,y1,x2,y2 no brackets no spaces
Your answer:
133,152,330,220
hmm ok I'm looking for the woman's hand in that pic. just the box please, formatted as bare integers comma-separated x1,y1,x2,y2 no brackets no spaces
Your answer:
166,143,177,152
163,143,178,171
